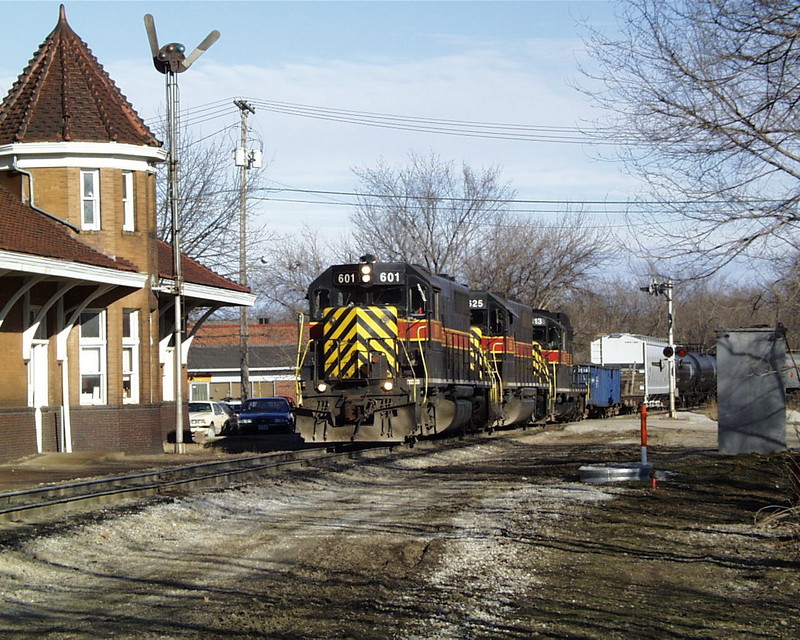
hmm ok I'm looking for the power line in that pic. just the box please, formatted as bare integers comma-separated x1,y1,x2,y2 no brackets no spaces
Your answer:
253,185,786,208
145,96,619,144
247,98,615,144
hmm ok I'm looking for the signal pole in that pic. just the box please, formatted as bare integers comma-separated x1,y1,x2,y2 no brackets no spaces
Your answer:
234,99,255,402
640,279,677,418
144,15,219,452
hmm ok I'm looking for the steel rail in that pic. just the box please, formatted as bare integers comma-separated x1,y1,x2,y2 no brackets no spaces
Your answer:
0,444,399,525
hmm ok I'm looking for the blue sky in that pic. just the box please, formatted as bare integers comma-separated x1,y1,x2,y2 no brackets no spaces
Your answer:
1,1,637,241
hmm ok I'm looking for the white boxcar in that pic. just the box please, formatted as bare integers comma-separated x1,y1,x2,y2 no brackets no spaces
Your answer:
591,333,670,403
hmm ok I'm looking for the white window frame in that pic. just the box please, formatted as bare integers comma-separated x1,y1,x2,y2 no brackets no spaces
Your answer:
79,309,106,405
122,171,135,231
80,169,101,230
122,309,139,404
190,381,210,401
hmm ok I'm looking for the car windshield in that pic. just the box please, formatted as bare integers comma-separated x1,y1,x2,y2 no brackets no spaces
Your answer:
243,399,290,413
188,402,212,412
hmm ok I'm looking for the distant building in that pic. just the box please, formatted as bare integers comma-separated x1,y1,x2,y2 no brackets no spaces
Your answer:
187,322,306,402
0,7,253,463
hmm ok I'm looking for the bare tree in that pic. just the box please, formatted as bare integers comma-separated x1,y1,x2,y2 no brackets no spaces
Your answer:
463,210,614,310
350,152,514,275
249,225,340,320
156,125,270,279
581,0,800,275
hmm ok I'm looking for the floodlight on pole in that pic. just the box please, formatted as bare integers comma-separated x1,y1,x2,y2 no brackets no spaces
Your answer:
144,14,219,453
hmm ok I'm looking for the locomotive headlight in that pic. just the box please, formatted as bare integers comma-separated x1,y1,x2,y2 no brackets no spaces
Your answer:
360,264,372,283
382,380,394,392
316,382,328,393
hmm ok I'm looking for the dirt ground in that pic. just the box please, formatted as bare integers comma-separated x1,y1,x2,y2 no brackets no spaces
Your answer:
0,412,799,639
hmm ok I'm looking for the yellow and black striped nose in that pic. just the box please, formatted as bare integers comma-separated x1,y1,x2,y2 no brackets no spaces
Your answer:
322,306,398,379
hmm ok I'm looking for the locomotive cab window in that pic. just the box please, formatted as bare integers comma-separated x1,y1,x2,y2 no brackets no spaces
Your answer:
409,279,430,317
311,288,331,320
372,286,404,306
489,305,506,335
311,288,344,319
532,322,553,348
470,307,488,329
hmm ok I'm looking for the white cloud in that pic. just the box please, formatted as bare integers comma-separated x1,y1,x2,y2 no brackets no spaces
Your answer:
108,33,638,238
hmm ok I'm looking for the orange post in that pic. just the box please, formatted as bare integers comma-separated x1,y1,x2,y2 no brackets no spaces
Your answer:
640,404,648,466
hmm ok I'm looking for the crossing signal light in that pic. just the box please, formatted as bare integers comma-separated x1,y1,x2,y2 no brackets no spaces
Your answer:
675,347,688,357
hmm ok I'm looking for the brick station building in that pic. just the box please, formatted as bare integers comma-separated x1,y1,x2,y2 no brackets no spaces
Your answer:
188,322,306,403
0,6,253,463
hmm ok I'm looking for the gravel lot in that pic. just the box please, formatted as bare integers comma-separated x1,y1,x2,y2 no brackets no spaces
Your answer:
0,412,798,638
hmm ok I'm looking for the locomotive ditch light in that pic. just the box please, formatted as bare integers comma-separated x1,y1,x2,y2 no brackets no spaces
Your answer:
382,380,394,392
316,382,328,393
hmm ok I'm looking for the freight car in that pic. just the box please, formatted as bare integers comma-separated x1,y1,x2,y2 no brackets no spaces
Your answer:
674,349,717,407
590,333,716,409
575,365,621,418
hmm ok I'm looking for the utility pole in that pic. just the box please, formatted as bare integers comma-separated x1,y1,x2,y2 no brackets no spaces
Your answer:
234,99,256,402
145,15,219,452
640,279,677,418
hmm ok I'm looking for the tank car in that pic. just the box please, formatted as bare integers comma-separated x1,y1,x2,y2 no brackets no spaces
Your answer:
675,349,717,406
468,292,549,427
295,255,486,442
531,310,586,421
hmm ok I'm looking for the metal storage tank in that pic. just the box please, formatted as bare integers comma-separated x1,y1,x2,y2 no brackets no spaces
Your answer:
716,326,787,454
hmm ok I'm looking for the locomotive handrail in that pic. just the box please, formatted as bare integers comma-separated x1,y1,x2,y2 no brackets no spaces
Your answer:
295,312,307,404
295,339,313,405
418,337,430,406
488,341,505,403
397,336,417,402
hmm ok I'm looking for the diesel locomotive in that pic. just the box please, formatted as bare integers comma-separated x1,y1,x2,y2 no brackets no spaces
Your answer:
294,255,587,443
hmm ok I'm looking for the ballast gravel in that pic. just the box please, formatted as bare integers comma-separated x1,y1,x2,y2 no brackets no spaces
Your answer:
0,414,798,639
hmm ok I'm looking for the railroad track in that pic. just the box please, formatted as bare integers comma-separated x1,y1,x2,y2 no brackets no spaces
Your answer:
0,443,400,526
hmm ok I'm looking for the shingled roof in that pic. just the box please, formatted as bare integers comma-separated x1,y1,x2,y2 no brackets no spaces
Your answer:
0,5,160,146
0,183,137,272
157,241,250,293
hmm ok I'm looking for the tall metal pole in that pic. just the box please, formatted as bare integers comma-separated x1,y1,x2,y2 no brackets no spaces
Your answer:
144,14,219,453
640,278,677,419
167,70,185,452
666,279,677,419
234,99,255,402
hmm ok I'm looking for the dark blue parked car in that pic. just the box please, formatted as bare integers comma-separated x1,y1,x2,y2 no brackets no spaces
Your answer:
238,397,295,433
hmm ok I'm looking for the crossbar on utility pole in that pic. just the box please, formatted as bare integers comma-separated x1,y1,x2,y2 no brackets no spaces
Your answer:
234,99,255,403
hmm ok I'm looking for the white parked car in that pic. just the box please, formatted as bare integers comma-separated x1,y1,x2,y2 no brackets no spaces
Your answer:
188,401,231,437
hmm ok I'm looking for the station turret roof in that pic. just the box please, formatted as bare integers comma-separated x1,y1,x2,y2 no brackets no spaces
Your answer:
0,4,160,147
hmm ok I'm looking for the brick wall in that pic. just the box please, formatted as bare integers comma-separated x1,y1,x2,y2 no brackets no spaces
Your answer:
69,404,172,454
275,380,297,402
0,409,39,463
